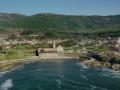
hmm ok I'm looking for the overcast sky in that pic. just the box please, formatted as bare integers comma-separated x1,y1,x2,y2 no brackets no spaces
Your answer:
0,0,120,15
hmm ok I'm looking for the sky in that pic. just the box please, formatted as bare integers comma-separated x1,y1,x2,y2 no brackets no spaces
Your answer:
0,0,120,16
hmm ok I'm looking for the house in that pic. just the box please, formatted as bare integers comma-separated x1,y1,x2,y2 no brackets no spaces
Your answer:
57,46,64,55
117,37,120,44
41,48,57,53
81,47,88,54
114,37,120,52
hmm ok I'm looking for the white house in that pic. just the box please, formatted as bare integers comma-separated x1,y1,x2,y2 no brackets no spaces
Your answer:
117,37,120,44
115,37,120,52
57,46,64,56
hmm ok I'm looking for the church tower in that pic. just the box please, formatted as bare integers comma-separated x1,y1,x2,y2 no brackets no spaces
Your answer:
53,40,56,48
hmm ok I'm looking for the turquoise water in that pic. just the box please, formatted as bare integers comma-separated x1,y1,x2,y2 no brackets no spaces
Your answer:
0,59,120,90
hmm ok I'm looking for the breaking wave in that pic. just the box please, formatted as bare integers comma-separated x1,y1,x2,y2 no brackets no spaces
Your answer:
0,79,13,90
76,62,88,69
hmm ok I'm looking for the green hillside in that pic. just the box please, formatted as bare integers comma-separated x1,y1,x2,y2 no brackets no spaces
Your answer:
0,13,120,38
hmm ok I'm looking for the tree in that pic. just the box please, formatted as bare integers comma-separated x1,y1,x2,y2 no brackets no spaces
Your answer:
8,34,17,40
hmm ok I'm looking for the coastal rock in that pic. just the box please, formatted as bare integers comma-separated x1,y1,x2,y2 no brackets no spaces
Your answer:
112,64,120,71
82,58,110,69
82,58,120,71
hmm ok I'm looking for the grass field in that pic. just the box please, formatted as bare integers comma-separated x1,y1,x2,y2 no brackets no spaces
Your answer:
0,45,36,61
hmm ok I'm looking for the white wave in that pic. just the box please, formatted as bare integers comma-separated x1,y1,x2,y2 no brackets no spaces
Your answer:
0,79,13,90
64,79,82,85
101,68,120,78
64,79,108,90
101,68,115,73
102,73,120,79
14,65,24,70
56,79,62,85
90,85,108,90
76,62,88,69
0,71,10,78
81,74,88,80
40,74,64,79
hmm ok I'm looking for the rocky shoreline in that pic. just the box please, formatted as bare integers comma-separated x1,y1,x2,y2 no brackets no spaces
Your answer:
82,58,120,71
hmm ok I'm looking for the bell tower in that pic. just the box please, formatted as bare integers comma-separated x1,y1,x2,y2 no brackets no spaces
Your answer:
53,40,56,48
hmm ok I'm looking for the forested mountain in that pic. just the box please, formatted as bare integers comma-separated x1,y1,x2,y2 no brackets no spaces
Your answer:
0,13,26,30
0,13,120,38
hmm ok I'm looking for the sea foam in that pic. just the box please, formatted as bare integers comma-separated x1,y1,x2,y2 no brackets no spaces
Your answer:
76,62,88,69
0,79,13,90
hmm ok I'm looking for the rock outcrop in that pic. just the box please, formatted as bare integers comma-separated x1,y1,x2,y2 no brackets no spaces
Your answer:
82,58,120,71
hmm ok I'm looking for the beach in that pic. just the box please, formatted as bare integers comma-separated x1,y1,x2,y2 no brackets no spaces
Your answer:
0,53,78,72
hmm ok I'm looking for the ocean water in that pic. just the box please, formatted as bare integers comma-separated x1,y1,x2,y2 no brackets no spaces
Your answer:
0,59,120,90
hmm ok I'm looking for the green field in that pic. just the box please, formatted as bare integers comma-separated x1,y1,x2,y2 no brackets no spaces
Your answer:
0,45,36,61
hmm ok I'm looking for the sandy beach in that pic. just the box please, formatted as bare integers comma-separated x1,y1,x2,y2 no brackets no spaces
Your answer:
0,53,78,72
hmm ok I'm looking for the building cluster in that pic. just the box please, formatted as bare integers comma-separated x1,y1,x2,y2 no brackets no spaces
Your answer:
78,37,120,53
0,36,120,54
0,38,39,48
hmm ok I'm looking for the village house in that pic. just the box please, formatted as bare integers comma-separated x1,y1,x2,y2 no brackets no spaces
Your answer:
57,45,64,56
114,37,120,52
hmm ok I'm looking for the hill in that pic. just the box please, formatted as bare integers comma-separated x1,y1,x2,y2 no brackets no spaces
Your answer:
0,13,26,31
0,13,120,38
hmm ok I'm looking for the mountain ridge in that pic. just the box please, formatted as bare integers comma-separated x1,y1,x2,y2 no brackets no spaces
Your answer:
0,13,120,38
